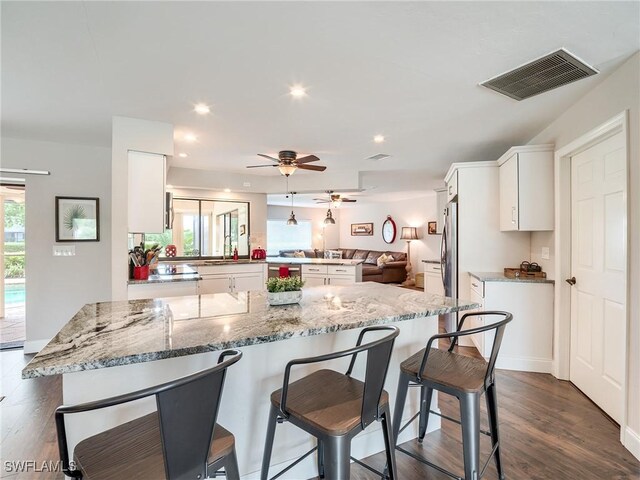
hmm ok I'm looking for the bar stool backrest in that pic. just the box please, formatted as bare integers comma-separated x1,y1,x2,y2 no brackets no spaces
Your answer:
345,326,400,430
55,350,242,480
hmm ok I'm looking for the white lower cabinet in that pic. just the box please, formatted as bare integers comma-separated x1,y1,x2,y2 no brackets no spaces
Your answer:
424,263,444,296
301,264,362,286
468,278,553,373
198,263,267,294
128,281,198,300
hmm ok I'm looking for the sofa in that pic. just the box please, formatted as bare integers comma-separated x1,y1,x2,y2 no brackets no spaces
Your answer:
276,248,407,284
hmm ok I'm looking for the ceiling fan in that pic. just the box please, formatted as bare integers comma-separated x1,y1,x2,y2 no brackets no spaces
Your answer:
314,191,357,207
246,150,327,176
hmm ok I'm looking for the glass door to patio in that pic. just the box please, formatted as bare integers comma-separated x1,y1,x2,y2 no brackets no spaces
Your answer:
1,184,25,349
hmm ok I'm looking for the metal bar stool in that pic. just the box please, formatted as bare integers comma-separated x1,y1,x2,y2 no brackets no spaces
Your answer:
55,350,243,480
392,311,512,480
260,326,400,480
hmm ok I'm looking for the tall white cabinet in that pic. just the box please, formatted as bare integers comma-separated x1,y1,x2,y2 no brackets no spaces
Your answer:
443,161,531,305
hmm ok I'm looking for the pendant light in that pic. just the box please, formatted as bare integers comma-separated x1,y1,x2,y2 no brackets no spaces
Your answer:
324,208,336,225
286,176,298,225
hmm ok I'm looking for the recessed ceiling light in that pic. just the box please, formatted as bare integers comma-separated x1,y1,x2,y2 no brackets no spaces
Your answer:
224,188,231,193
290,85,307,98
374,135,385,143
194,103,210,115
178,153,188,158
184,133,197,142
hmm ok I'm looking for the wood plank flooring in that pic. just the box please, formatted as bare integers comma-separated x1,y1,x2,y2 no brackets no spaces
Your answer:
1,336,639,479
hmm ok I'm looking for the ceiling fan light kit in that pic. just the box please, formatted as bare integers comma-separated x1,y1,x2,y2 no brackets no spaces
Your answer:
247,150,327,176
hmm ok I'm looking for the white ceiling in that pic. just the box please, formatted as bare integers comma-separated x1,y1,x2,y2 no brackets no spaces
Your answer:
2,2,639,187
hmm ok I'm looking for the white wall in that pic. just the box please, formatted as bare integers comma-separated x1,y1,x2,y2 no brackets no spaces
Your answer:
1,137,112,351
267,205,340,251
338,193,441,271
527,52,640,450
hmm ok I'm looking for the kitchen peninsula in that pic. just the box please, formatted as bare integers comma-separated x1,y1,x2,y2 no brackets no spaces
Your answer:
23,283,477,477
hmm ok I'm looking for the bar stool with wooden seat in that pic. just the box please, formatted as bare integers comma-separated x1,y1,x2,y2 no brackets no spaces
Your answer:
55,350,243,480
261,326,400,480
392,311,512,480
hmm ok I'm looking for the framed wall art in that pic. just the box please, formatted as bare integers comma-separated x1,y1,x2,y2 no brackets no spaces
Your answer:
351,223,373,236
55,196,100,242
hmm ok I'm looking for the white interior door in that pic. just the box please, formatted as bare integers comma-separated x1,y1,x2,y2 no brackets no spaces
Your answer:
570,130,626,423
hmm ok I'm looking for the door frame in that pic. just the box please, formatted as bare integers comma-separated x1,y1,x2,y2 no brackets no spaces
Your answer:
553,110,629,442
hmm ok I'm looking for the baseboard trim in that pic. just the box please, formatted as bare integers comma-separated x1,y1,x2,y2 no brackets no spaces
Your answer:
624,426,640,461
23,339,50,354
496,355,553,374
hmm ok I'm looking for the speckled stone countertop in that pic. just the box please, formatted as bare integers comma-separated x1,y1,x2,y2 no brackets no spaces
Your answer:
266,257,364,266
22,283,477,379
469,271,555,284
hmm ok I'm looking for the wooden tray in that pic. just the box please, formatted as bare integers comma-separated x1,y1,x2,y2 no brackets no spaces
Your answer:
504,268,547,279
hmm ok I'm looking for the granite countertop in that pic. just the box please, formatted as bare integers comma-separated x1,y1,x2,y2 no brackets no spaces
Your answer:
469,271,555,284
22,283,478,379
128,264,201,285
266,257,364,266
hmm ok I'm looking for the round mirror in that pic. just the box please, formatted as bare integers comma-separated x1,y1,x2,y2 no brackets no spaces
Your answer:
382,215,397,244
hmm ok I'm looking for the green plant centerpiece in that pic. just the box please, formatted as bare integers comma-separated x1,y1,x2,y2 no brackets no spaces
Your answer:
266,276,305,306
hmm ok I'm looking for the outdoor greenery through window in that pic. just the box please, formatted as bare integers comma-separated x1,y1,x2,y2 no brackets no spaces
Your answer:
266,219,312,256
141,198,250,259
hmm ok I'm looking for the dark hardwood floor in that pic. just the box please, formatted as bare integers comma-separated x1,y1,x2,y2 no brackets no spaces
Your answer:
1,330,639,479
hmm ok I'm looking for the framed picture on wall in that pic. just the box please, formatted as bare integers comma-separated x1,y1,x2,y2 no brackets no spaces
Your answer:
428,221,437,235
351,223,373,236
55,196,100,242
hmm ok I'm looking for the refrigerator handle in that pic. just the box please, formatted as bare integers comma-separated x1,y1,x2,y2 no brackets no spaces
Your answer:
440,224,447,288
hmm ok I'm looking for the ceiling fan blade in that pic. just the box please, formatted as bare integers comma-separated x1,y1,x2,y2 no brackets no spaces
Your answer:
246,164,278,168
257,153,280,162
342,199,357,202
314,199,329,203
297,164,327,172
296,155,320,164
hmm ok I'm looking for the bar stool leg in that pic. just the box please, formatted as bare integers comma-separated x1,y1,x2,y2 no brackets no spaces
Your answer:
323,435,351,480
381,404,398,480
260,405,279,480
460,392,481,480
486,383,505,480
418,386,434,443
392,373,411,445
317,440,325,478
224,448,241,480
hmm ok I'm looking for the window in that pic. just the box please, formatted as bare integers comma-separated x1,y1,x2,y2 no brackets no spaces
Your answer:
267,219,312,256
140,198,250,259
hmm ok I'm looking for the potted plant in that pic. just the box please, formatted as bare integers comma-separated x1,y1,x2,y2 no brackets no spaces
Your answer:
266,276,305,306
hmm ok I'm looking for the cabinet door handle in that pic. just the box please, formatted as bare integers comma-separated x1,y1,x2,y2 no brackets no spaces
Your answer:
448,185,452,195
511,206,517,224
472,282,478,288
327,277,331,285
335,269,347,272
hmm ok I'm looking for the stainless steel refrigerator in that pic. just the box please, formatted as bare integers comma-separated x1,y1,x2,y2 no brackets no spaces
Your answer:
440,201,458,333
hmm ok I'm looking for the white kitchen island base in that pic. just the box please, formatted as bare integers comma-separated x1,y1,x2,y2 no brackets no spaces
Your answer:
61,319,439,478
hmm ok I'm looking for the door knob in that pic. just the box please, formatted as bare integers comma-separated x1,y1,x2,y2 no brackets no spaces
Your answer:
565,276,576,286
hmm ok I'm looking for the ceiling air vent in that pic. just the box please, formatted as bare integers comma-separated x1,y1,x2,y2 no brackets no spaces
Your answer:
367,153,390,161
481,48,598,101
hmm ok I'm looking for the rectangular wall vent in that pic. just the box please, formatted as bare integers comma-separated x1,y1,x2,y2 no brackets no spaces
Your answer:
366,153,391,161
481,48,598,101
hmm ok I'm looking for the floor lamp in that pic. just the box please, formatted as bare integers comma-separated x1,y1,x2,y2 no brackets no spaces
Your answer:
401,227,419,286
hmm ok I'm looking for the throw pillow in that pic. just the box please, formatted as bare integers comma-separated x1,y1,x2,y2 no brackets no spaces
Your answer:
293,250,305,258
325,249,342,259
377,253,391,267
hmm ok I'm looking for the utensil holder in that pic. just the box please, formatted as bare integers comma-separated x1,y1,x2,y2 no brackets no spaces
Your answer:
133,265,149,280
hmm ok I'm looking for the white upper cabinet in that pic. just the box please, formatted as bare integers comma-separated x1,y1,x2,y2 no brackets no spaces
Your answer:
446,169,458,202
435,188,447,234
128,151,166,233
498,145,554,231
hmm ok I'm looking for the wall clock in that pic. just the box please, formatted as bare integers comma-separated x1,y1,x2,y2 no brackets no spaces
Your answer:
382,215,397,244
